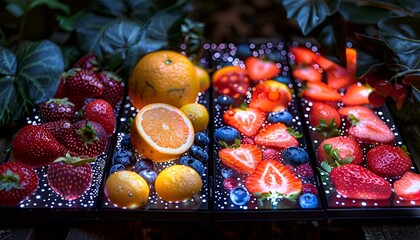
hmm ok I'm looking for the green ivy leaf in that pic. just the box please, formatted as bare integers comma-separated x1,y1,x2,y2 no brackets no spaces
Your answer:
379,17,420,69
28,0,70,15
338,2,391,24
0,75,18,125
281,0,340,36
5,0,70,17
0,47,17,76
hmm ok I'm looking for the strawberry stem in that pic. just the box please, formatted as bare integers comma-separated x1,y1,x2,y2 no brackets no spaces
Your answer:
54,152,95,166
286,127,302,138
348,114,359,125
46,97,75,106
0,169,24,191
76,121,99,147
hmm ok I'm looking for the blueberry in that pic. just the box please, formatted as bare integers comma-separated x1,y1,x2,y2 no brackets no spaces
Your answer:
274,76,292,85
214,126,240,145
139,169,157,185
194,132,210,147
178,155,205,176
229,186,250,206
120,134,132,149
267,110,293,125
236,43,252,59
133,159,154,174
216,95,233,106
113,149,135,167
221,167,236,179
265,51,282,62
189,145,209,163
282,147,309,165
110,164,125,174
298,193,319,208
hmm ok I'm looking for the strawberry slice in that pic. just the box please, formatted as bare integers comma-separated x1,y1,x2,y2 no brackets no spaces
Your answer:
326,64,357,89
249,80,292,113
245,159,302,200
254,123,300,150
292,66,322,82
338,106,395,144
301,81,341,102
223,105,266,137
218,142,262,174
341,83,373,106
330,164,392,200
289,47,317,65
393,171,420,201
244,56,281,82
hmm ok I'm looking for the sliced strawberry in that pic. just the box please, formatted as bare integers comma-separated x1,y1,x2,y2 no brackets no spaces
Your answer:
301,81,341,102
341,83,373,106
254,123,300,150
245,159,302,200
249,80,292,113
330,164,392,200
289,47,317,65
366,145,412,178
317,136,363,166
292,66,322,82
244,56,281,82
223,105,266,137
218,142,262,174
338,106,395,144
393,171,420,201
326,64,356,89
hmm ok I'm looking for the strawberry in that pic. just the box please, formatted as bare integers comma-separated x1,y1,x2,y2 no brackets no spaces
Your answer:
47,153,94,201
254,123,300,150
289,47,317,65
326,64,356,89
82,99,116,136
245,159,302,200
292,66,322,82
212,66,250,99
317,136,363,167
249,80,292,113
12,125,68,168
301,81,341,102
341,83,372,106
0,162,38,206
61,120,108,158
41,119,75,143
218,141,262,174
309,102,341,134
63,68,104,108
222,105,265,137
54,75,66,98
96,71,125,107
393,171,420,201
38,97,76,122
338,106,395,144
301,183,318,195
244,56,281,82
73,53,102,71
330,164,392,200
366,145,412,178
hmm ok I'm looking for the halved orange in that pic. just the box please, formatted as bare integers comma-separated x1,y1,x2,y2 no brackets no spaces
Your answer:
130,103,195,162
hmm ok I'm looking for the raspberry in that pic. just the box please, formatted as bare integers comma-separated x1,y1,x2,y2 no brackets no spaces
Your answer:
223,178,238,191
262,148,282,160
295,163,314,179
301,183,318,194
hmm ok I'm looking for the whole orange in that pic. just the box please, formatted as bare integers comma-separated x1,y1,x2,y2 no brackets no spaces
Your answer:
128,50,199,109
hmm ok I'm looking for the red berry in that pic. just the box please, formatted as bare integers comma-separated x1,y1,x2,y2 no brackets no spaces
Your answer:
223,178,238,191
368,91,386,107
241,137,255,145
73,54,102,71
295,163,314,179
96,71,125,107
365,75,380,88
262,148,282,161
374,80,393,97
301,183,318,194
82,99,116,136
390,83,407,101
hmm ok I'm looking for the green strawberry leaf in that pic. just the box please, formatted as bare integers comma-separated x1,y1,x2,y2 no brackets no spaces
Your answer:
286,127,303,138
348,114,359,125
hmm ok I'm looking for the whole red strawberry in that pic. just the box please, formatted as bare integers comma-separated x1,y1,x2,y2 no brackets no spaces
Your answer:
317,136,363,167
61,120,108,158
38,97,76,122
41,119,75,143
12,125,68,168
73,53,102,71
82,99,116,136
96,71,125,107
330,164,392,200
309,102,341,130
47,153,94,201
366,145,412,178
0,162,38,206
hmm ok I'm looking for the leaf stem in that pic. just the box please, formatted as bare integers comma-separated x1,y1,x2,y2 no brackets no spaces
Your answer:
391,69,420,82
354,0,420,17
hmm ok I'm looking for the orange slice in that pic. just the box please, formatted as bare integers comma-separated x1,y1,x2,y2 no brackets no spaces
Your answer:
130,103,195,162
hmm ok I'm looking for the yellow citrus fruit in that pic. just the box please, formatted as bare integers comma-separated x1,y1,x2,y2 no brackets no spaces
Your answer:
104,171,150,209
130,103,195,162
195,65,211,92
128,50,199,109
180,103,209,132
155,165,202,202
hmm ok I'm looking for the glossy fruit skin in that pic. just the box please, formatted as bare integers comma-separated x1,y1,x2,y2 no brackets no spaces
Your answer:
221,167,236,179
368,91,386,108
393,171,420,201
38,98,76,122
112,149,136,167
292,66,322,82
0,162,38,206
223,107,266,137
110,164,125,174
178,155,205,176
83,99,116,136
341,83,372,106
214,126,241,145
180,103,210,132
155,165,202,202
249,80,292,113
41,119,75,143
330,164,392,200
254,123,300,150
104,170,150,209
96,71,124,107
309,102,341,128
302,81,341,102
212,66,250,99
317,136,363,166
262,148,282,161
12,125,68,168
229,186,250,206
366,145,412,178
295,163,314,179
216,95,234,106
218,144,262,174
267,110,293,126
188,145,209,163
47,161,92,201
139,169,158,185
194,132,210,148
128,50,199,109
133,159,154,174
223,178,238,191
301,183,318,195
298,193,319,208
73,53,102,71
195,65,211,92
374,80,393,97
282,147,309,165
244,56,281,82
